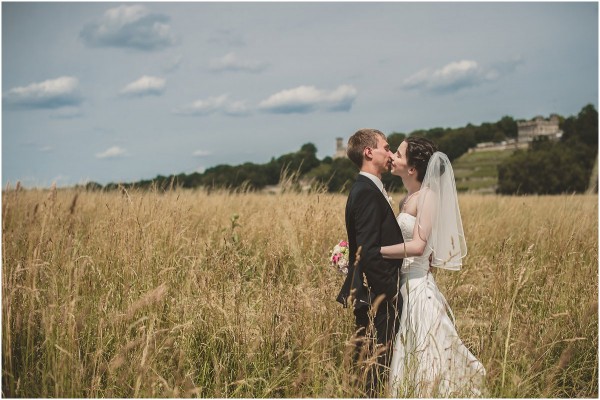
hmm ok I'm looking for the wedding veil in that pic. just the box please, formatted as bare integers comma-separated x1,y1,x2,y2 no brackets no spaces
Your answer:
415,152,467,270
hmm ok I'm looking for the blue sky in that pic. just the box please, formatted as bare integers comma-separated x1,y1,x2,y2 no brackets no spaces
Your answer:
2,2,598,187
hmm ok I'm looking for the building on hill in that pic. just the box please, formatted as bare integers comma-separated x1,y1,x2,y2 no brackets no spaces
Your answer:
517,114,563,143
334,137,347,159
469,114,563,154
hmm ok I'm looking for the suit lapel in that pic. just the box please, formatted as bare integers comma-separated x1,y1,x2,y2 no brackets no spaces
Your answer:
357,174,395,214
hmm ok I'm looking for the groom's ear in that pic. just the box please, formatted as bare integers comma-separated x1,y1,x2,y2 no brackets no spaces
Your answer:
363,147,373,160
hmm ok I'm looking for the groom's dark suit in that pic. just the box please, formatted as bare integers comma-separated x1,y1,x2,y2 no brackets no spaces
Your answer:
337,173,404,397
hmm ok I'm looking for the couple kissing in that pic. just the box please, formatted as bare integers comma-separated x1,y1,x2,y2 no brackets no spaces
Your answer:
336,129,486,397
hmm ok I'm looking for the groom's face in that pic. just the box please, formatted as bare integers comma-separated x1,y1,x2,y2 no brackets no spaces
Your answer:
371,135,393,174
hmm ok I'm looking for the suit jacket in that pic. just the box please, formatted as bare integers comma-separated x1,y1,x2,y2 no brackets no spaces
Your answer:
336,174,404,309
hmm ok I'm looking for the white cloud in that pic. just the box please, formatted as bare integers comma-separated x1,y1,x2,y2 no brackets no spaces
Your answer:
96,146,127,159
223,100,250,116
258,84,357,114
174,94,250,116
402,59,521,94
4,76,82,109
208,52,268,73
80,5,176,51
193,149,212,157
120,75,166,97
174,95,228,116
163,55,182,73
51,106,83,119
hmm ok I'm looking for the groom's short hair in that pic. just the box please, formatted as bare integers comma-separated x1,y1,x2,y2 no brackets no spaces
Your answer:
347,128,386,168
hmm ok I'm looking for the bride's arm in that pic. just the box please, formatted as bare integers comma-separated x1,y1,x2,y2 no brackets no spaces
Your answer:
380,230,427,258
381,190,435,259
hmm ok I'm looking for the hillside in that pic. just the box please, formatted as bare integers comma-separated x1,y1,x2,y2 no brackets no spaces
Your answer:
453,149,516,193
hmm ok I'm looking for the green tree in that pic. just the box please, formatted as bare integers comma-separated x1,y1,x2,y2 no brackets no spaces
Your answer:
437,130,476,161
496,116,518,138
497,139,591,194
497,105,598,195
84,181,103,191
474,122,505,143
323,157,357,193
276,142,320,175
387,132,406,152
574,103,598,148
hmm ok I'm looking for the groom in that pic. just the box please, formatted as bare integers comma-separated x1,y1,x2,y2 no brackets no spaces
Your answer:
336,129,404,397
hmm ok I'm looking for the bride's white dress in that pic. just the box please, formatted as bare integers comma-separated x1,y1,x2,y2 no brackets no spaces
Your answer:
389,213,486,397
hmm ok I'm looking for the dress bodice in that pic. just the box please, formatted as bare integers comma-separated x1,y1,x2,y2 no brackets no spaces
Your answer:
397,213,416,241
397,212,432,276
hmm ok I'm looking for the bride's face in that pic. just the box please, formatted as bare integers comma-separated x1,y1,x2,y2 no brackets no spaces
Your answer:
391,141,410,177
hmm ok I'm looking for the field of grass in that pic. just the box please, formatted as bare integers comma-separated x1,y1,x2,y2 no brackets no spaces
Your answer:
2,186,598,397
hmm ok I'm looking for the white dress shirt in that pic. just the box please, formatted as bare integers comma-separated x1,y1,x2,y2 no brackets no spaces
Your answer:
360,171,392,207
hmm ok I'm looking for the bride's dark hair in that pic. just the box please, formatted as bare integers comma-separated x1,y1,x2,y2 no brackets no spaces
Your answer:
405,136,438,182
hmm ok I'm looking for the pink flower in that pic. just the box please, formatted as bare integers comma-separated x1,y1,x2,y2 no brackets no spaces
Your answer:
329,239,350,275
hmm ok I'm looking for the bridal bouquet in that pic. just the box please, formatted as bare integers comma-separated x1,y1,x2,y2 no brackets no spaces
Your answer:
330,240,350,274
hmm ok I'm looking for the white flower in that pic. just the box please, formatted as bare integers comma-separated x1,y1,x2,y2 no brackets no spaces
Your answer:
329,240,349,274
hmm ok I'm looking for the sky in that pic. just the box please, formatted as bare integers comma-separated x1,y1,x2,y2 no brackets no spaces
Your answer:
2,2,598,187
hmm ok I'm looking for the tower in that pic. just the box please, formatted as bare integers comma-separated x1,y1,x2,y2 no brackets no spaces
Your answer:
334,137,346,159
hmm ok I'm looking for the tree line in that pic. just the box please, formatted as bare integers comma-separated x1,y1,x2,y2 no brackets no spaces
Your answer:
86,104,597,195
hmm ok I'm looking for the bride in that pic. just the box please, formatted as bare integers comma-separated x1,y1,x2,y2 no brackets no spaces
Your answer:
381,137,486,397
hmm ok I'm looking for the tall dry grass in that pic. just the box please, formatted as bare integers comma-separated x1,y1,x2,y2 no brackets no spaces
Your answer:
2,186,597,397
